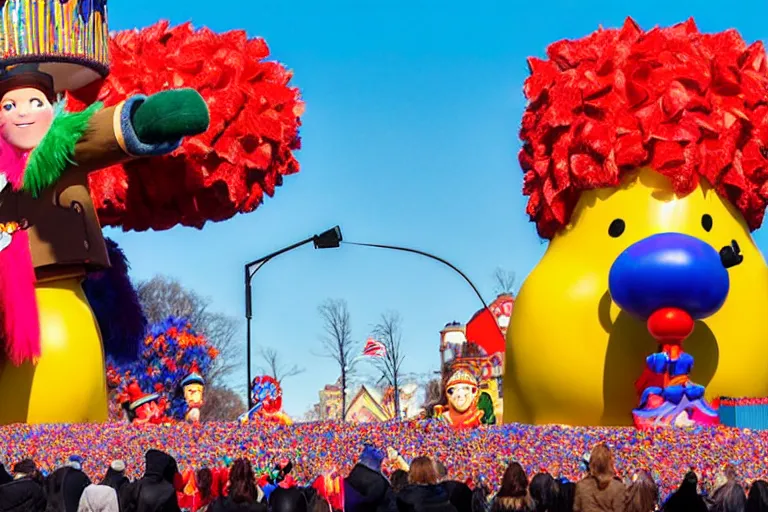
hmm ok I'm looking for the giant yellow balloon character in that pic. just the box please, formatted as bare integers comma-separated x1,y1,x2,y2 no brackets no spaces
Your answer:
505,18,768,426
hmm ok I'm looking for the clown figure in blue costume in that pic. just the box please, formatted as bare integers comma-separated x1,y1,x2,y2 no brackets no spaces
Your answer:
609,233,738,428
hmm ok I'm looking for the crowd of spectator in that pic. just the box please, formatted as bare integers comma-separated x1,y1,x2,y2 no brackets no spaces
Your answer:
1,442,768,512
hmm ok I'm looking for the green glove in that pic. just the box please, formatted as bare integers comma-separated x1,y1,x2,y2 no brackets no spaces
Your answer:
132,88,210,144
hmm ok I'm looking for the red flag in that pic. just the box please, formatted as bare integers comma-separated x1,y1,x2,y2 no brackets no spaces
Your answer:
362,338,386,358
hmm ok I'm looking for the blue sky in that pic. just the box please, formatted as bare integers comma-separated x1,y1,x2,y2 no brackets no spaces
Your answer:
106,0,768,417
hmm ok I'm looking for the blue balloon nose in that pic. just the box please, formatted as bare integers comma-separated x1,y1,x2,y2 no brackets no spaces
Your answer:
608,233,730,320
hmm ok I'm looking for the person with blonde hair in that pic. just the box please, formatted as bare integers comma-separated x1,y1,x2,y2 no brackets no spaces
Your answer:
573,444,625,512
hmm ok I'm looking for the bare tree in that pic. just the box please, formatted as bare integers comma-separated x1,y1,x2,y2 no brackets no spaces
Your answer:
302,404,322,423
318,299,359,421
136,276,239,387
259,347,305,384
201,386,246,421
423,378,443,417
370,311,406,420
492,267,516,296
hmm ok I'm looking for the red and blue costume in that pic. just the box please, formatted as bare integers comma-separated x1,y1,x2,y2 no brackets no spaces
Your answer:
631,309,719,427
608,233,736,428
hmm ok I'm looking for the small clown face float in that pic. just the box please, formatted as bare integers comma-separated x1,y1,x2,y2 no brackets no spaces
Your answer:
434,369,484,428
181,366,205,423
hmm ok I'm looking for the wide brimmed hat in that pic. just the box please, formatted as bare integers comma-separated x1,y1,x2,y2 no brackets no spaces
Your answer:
125,382,160,411
446,369,478,389
0,64,56,102
0,0,110,92
181,372,205,388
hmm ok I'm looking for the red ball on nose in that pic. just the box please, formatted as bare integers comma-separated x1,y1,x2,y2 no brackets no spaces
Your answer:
647,307,694,343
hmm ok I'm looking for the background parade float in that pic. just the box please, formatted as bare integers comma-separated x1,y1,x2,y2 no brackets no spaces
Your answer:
3,0,768,500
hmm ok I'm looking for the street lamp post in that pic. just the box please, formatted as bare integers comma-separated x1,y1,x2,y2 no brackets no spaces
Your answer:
244,226,342,409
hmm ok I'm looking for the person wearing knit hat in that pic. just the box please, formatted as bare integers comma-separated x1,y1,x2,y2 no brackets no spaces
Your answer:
13,459,38,480
0,459,45,511
344,443,396,512
100,461,128,495
359,444,386,473
68,455,84,471
0,462,11,485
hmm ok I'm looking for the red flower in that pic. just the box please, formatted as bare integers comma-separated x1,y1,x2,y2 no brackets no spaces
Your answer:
520,17,768,238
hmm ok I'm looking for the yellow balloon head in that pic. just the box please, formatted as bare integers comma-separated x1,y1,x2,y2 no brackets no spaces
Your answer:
505,168,768,426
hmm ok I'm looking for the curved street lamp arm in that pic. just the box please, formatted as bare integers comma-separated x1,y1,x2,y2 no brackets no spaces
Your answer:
342,241,493,315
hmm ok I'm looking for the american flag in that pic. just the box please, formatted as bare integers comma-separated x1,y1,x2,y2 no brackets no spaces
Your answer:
362,337,387,358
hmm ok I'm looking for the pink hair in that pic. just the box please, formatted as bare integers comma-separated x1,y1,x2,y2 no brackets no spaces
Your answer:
0,131,40,364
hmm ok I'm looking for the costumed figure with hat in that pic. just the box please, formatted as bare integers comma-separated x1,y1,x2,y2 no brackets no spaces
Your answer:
120,381,170,425
0,1,208,424
433,368,485,429
181,362,205,423
0,1,303,425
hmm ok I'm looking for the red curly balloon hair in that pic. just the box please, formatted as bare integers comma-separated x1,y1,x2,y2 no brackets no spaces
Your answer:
67,22,303,232
520,17,768,239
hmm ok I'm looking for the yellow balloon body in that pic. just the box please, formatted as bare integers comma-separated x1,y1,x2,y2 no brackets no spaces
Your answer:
504,168,768,426
0,277,107,424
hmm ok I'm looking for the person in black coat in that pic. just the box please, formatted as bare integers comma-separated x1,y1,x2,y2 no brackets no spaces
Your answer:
0,463,12,485
441,480,473,512
120,449,182,512
344,444,397,512
396,457,457,512
270,487,311,512
101,460,130,495
44,465,92,512
662,472,708,512
0,459,46,512
747,480,768,512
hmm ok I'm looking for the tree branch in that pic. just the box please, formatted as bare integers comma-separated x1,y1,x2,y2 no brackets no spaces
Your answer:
258,347,305,384
317,299,359,420
136,276,241,387
492,267,516,296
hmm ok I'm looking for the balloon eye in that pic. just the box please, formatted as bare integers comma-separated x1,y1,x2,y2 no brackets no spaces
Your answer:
701,214,713,232
608,219,625,238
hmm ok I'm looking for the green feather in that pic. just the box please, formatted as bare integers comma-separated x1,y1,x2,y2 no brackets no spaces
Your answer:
23,101,103,197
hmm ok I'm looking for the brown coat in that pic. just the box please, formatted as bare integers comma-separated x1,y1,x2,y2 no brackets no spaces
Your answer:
573,476,626,512
0,102,132,282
